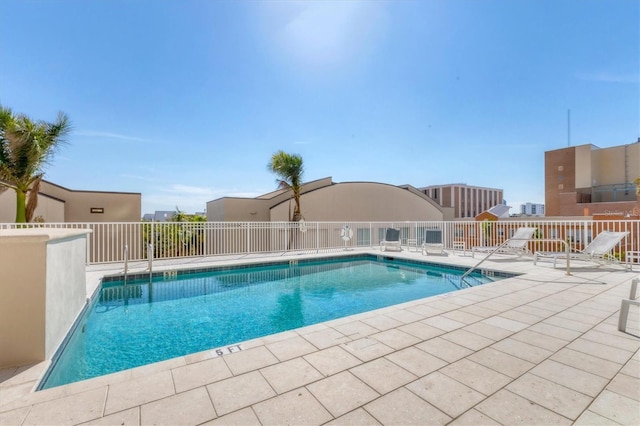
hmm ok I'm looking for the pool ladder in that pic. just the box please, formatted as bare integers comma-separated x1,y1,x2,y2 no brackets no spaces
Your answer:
123,243,154,282
459,237,572,286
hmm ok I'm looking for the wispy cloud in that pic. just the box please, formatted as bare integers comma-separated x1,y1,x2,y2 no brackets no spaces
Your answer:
74,130,152,142
293,140,312,145
576,72,640,84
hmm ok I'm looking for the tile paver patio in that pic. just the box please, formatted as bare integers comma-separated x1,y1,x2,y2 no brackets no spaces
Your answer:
1,249,639,425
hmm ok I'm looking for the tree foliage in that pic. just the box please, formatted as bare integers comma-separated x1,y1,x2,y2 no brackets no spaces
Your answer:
0,106,70,222
267,150,304,221
142,208,206,259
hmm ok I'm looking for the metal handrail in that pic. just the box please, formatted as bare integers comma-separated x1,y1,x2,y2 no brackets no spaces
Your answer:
461,238,572,285
123,244,129,276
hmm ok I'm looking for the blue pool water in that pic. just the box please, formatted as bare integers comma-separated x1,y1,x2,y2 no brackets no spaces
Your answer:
41,255,502,389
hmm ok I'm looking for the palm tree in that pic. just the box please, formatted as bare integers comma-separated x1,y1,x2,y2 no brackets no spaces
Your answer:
0,106,70,223
267,150,304,221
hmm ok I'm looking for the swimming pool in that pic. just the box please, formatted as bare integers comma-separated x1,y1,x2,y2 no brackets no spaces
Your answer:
40,254,507,389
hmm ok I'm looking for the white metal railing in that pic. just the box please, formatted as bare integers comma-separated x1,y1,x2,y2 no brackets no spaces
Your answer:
1,220,638,265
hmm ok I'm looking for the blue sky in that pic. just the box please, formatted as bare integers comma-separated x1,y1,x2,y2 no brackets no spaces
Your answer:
1,0,638,215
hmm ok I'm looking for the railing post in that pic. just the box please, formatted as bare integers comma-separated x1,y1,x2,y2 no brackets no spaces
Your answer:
124,244,129,275
148,243,153,273
565,239,571,276
246,222,250,254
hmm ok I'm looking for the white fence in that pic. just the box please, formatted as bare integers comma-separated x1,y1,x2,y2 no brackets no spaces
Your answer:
1,220,638,265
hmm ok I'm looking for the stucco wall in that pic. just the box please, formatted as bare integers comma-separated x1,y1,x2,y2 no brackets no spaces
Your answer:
45,234,88,358
61,190,141,222
0,180,141,223
0,229,90,367
591,143,639,187
270,182,444,222
0,190,65,223
207,198,272,222
574,144,593,189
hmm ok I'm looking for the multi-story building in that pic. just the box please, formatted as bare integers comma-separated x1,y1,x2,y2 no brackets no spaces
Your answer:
520,202,545,216
0,180,141,223
545,141,639,217
419,184,503,219
207,177,446,222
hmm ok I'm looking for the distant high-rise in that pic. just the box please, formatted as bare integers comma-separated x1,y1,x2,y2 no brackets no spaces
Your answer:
545,141,639,216
520,202,545,216
419,184,503,219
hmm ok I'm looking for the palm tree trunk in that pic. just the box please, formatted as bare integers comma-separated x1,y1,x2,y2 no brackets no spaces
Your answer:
15,189,27,223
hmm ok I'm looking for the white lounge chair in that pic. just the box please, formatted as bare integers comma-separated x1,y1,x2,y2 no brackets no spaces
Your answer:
380,228,402,252
422,229,445,255
618,276,639,335
534,230,628,268
472,227,537,258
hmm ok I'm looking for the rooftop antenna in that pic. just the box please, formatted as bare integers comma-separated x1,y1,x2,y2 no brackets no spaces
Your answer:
567,109,571,147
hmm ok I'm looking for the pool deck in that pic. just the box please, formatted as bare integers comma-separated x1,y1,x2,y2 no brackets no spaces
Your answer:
1,249,639,425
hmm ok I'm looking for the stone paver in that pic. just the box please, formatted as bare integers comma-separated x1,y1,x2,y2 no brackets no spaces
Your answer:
440,358,512,396
202,407,261,425
206,371,275,416
567,337,635,364
303,346,362,376
529,359,608,397
462,321,514,341
332,320,379,338
140,387,216,425
171,356,233,393
406,371,485,418
302,327,350,349
490,337,554,364
104,370,175,415
385,347,447,376
606,372,640,401
397,321,446,340
440,328,495,351
350,357,417,394
415,336,473,362
326,408,382,425
550,347,623,379
221,346,279,375
307,371,379,417
23,388,106,425
369,328,421,350
448,409,501,425
260,357,323,394
341,337,394,362
364,387,451,426
265,335,318,361
506,373,593,420
475,389,572,425
78,407,139,425
587,389,640,425
2,251,639,425
252,388,333,425
574,410,622,426
468,346,535,379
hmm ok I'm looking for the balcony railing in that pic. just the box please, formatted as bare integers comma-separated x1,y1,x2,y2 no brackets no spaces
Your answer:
1,220,638,265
